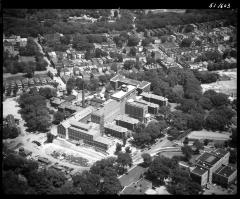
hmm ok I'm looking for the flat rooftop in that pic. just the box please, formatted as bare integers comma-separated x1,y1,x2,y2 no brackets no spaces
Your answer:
212,148,229,158
215,165,237,178
191,166,208,176
196,152,220,167
69,106,95,122
51,97,66,105
111,85,136,100
134,99,159,108
70,121,90,131
141,92,168,101
110,75,150,88
104,123,128,133
115,114,139,124
126,100,148,109
68,125,99,137
92,100,121,117
138,81,151,89
94,136,112,145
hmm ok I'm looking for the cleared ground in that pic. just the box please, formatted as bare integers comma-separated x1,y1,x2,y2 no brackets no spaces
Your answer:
187,130,231,141
203,183,237,195
159,151,184,159
3,97,22,119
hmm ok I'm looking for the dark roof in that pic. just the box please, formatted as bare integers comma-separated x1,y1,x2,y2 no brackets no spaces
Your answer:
212,148,229,158
91,97,104,103
215,165,237,178
119,166,147,187
191,166,208,176
196,152,220,167
64,95,76,101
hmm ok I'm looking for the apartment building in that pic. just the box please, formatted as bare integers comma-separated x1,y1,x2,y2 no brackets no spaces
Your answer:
104,123,128,139
190,149,234,187
141,92,168,106
115,114,140,131
125,99,148,122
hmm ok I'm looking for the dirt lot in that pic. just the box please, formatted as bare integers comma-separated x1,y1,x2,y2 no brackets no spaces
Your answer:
3,97,22,120
159,151,184,159
204,183,237,195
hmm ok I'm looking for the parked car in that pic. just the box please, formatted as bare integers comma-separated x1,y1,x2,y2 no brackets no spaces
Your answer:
32,140,41,146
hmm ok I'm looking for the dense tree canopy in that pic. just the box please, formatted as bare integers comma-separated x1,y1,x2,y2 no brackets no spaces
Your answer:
18,91,51,132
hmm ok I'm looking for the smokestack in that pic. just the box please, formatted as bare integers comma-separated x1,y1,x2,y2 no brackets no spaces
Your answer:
82,80,85,108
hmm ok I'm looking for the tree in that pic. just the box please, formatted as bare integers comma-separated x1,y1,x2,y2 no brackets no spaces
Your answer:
3,126,20,139
203,139,209,146
98,75,108,84
3,170,34,194
229,148,237,164
204,108,233,131
95,48,107,58
114,10,118,18
167,127,181,139
210,93,229,107
167,168,203,195
187,111,205,130
230,127,237,147
110,63,118,72
27,170,58,194
147,156,176,185
18,93,51,132
66,77,75,95
169,111,189,131
87,78,99,91
195,40,202,46
144,121,165,141
53,111,65,125
193,140,204,154
176,98,198,113
101,176,122,194
183,137,189,145
199,96,213,110
115,143,122,155
72,172,99,194
44,168,66,188
180,38,192,48
116,152,133,170
184,24,195,33
141,153,152,166
75,78,84,90
133,132,151,147
123,60,136,70
127,35,140,46
129,47,137,57
181,145,193,161
125,146,131,154
24,62,36,78
46,133,54,143
90,157,117,178
141,38,151,46
39,87,57,99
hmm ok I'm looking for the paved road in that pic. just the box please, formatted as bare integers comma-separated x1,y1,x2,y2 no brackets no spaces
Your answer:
131,136,177,165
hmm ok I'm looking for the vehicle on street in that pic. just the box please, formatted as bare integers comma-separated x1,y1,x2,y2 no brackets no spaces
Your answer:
32,140,41,146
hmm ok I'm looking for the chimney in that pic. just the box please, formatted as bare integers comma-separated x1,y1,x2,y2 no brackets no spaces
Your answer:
82,81,85,108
